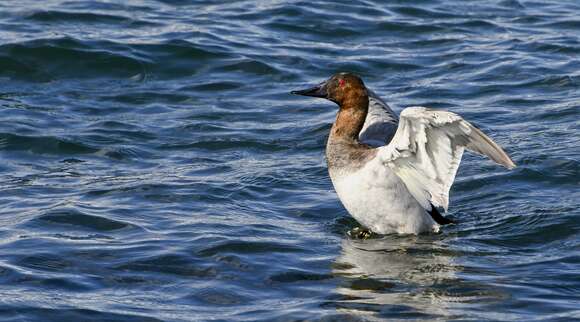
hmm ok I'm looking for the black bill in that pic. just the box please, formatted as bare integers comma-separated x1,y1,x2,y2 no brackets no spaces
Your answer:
291,81,328,98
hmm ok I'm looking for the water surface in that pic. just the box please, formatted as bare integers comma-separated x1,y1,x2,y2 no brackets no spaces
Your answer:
0,0,579,321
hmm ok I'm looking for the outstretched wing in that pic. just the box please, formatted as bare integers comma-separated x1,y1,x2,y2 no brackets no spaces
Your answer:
378,107,516,211
358,90,399,147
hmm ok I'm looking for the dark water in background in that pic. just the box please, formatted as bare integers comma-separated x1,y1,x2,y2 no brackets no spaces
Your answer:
0,0,579,321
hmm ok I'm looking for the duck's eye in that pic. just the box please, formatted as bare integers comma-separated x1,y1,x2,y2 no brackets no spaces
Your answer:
338,79,346,88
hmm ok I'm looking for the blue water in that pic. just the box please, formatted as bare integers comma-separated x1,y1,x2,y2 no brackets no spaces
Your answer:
1,0,579,321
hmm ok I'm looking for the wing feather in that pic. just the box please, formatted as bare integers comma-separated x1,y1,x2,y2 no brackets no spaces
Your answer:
378,107,515,211
358,90,398,147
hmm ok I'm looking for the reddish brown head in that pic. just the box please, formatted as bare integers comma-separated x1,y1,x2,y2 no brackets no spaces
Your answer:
291,73,368,109
292,73,370,141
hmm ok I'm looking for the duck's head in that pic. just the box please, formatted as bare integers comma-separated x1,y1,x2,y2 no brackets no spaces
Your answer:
291,72,368,107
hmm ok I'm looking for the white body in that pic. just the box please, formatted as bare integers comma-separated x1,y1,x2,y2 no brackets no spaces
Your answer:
331,157,438,234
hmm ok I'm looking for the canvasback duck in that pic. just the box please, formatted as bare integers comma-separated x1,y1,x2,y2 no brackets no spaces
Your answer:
292,73,516,235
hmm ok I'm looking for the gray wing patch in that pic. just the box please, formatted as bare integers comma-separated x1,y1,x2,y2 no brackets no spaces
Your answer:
359,90,399,147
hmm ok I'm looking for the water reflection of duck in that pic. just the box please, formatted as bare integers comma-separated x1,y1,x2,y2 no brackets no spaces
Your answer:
330,236,458,319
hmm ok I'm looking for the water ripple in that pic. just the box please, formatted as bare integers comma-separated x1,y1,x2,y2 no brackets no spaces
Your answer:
0,0,578,321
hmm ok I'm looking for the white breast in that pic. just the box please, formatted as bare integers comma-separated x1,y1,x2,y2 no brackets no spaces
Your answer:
330,157,438,234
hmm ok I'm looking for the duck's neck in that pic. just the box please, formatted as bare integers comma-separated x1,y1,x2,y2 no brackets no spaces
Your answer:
329,94,369,144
